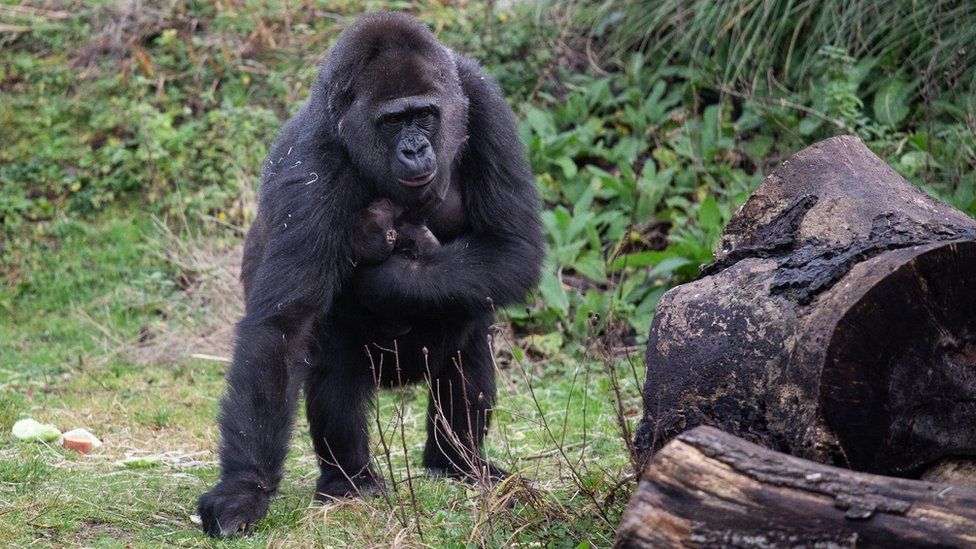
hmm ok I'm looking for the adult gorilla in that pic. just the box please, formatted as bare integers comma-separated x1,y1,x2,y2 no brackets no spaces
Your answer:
197,12,544,537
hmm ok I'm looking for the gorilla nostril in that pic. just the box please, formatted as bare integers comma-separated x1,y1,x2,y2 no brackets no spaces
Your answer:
399,136,430,163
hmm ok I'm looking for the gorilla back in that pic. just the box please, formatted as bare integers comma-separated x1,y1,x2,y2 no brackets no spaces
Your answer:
197,12,544,537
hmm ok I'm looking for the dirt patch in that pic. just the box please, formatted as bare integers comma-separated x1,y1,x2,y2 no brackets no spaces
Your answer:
125,225,243,367
70,2,198,70
42,518,133,547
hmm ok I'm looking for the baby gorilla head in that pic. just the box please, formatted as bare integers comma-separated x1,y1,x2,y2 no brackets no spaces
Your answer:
352,199,400,265
352,198,441,265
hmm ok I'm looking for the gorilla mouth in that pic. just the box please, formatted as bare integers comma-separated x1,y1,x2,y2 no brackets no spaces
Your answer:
398,170,436,187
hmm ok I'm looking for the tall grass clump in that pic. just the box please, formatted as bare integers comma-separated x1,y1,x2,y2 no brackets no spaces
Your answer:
585,0,976,99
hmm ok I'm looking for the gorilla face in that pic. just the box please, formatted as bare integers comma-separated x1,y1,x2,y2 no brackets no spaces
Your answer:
376,96,440,189
325,20,469,208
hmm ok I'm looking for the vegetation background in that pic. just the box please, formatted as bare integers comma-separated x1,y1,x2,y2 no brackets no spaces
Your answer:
2,0,974,546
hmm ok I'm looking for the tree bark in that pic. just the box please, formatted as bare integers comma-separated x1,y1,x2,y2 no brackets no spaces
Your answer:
617,427,976,548
634,135,976,477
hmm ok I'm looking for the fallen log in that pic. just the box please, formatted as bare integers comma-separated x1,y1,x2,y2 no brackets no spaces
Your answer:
634,135,976,477
616,427,976,548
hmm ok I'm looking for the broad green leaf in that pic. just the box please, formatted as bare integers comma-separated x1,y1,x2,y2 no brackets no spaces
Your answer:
611,250,669,271
637,163,672,218
698,195,721,231
572,251,607,282
573,181,597,214
553,206,571,234
629,286,667,336
741,135,774,160
700,105,720,158
798,115,822,136
524,107,553,136
538,267,569,317
649,257,694,278
566,210,595,241
555,156,577,179
873,78,912,126
553,240,587,265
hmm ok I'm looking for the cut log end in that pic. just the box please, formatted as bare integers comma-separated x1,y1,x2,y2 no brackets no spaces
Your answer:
824,241,976,475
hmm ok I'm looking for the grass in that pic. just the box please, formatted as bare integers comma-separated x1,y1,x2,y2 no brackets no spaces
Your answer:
0,213,639,547
585,0,976,95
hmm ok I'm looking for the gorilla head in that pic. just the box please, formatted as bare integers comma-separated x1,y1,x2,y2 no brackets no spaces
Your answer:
317,13,470,207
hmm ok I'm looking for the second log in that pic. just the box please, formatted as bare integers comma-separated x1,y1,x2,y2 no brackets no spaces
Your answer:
617,427,976,548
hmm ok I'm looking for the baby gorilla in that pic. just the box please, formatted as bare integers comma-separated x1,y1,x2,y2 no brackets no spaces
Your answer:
352,198,441,265
351,199,441,338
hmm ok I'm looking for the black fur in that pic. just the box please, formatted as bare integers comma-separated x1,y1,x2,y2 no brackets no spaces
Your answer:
197,12,544,537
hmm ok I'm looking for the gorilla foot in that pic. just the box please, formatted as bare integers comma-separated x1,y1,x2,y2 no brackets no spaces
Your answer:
426,459,509,487
314,468,387,502
197,479,271,538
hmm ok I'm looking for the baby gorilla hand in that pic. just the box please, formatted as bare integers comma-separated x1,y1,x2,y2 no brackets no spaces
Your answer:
197,478,272,537
394,222,441,259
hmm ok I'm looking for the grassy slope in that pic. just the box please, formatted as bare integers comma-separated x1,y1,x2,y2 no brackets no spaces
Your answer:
0,3,632,546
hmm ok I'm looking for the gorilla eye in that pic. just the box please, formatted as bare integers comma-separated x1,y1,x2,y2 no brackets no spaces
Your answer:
416,108,435,121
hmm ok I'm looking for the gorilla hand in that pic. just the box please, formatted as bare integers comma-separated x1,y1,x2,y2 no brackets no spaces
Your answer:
353,254,420,315
354,232,539,321
197,478,271,537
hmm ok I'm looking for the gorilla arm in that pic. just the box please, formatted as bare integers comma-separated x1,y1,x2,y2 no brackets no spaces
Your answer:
355,231,540,318
198,146,356,536
354,56,545,318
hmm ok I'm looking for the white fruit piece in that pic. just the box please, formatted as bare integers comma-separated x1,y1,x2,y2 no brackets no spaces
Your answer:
11,419,61,442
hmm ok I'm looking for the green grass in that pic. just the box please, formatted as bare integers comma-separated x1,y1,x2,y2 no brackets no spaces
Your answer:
585,0,976,94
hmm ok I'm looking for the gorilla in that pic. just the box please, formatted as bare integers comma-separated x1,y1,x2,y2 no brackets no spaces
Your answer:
197,12,545,537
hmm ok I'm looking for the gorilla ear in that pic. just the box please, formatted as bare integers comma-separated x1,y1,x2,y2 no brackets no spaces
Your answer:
327,81,356,132
326,83,346,111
